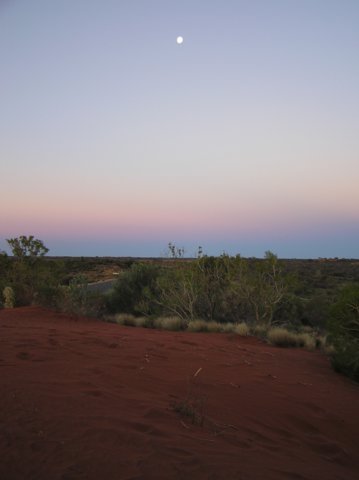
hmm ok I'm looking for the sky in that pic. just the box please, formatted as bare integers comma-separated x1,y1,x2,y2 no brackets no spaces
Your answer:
1,0,358,258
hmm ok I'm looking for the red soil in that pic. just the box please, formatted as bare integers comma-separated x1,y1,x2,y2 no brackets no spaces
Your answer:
1,307,358,480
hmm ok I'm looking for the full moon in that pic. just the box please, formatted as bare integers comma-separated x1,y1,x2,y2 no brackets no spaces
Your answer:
176,36,184,45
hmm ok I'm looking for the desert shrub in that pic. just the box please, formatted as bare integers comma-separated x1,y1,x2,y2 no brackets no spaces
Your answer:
5,236,55,306
272,293,305,326
107,263,162,316
330,338,359,380
0,252,10,300
156,254,241,322
194,255,235,321
35,282,64,308
153,316,186,331
234,252,289,327
156,266,200,320
296,292,332,329
234,322,250,336
328,284,359,381
3,286,15,308
57,275,105,317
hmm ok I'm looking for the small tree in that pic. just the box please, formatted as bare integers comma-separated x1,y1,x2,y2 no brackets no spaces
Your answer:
7,235,49,260
235,252,288,327
167,242,185,259
6,236,51,305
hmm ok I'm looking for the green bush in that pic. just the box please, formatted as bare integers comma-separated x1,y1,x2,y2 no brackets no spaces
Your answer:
328,284,359,381
57,275,106,317
107,263,162,316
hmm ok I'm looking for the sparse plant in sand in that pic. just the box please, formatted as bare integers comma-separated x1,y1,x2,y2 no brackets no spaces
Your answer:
173,367,207,426
3,286,15,308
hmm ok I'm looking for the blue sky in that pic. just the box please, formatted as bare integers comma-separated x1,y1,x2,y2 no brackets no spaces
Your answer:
1,0,358,257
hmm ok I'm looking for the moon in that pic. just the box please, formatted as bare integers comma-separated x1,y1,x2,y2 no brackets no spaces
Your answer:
176,36,184,45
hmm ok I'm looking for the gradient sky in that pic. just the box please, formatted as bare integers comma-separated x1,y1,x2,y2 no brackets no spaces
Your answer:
1,0,358,258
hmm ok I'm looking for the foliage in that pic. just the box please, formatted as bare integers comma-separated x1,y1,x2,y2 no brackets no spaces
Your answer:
234,251,288,326
0,251,10,303
194,254,238,321
156,265,200,320
4,236,61,306
107,263,162,316
57,274,105,317
7,235,49,259
167,242,185,259
328,284,359,381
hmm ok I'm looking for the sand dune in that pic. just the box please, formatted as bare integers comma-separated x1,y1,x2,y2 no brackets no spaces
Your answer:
1,307,358,480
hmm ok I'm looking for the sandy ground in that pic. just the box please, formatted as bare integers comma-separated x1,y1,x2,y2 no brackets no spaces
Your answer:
1,307,358,480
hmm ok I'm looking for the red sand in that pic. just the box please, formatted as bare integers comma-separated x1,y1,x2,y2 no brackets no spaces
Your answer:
1,307,358,480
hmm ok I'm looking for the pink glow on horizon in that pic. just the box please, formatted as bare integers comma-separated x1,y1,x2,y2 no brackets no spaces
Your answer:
3,198,358,243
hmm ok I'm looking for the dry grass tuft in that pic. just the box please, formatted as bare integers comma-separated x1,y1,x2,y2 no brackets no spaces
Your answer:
295,333,317,351
219,323,236,333
187,319,210,332
267,327,318,350
206,321,222,332
234,322,250,336
267,327,300,347
153,316,185,331
317,335,336,355
133,316,151,328
114,313,137,326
